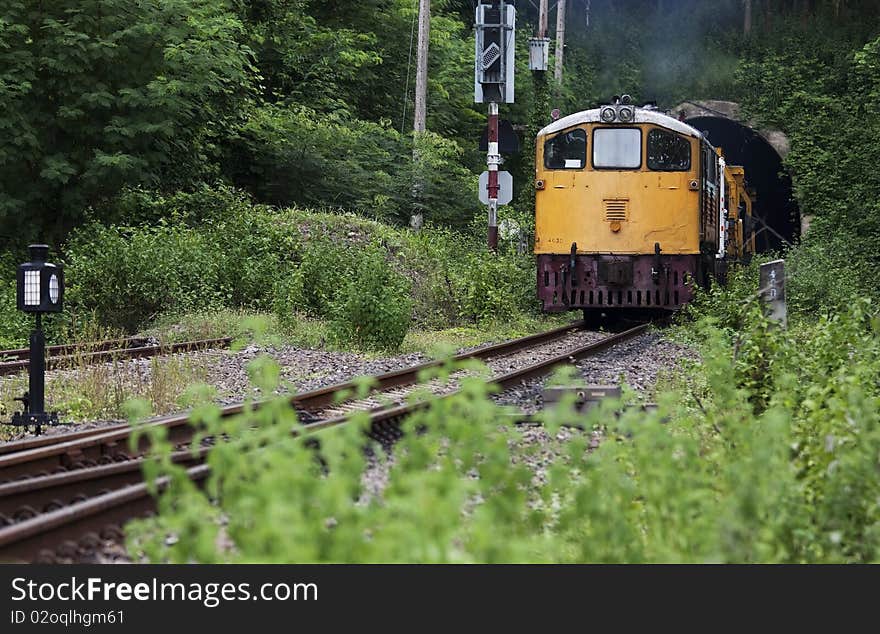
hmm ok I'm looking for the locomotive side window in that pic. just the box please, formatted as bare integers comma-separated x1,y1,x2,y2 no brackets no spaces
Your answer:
703,144,718,183
593,128,641,169
647,128,691,171
543,129,587,169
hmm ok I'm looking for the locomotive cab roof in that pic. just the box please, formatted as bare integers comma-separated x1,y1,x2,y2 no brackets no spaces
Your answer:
538,107,705,142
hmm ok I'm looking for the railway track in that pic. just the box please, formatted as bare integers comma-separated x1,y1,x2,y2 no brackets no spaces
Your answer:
0,321,651,562
0,336,234,377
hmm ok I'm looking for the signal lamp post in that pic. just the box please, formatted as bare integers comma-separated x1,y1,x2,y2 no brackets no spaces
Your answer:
11,244,64,435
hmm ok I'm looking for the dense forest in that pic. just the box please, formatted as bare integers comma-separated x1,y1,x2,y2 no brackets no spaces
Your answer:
1,0,880,336
1,1,878,238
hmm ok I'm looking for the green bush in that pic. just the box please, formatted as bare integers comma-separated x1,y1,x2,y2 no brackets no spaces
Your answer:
109,186,300,310
329,244,412,350
396,228,464,329
680,254,777,332
204,200,299,311
0,280,30,349
56,188,541,340
225,104,476,228
65,223,225,332
453,249,536,324
65,189,307,331
297,240,357,318
786,233,870,318
736,29,880,310
272,269,306,332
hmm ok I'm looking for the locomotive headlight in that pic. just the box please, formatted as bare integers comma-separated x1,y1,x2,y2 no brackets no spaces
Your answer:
600,106,616,123
617,106,635,123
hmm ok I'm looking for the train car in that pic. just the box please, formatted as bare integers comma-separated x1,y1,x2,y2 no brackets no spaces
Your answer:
724,165,756,262
534,96,754,323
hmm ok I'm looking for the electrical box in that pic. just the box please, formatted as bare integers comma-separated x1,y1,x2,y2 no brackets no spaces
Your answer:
474,1,515,103
529,37,550,72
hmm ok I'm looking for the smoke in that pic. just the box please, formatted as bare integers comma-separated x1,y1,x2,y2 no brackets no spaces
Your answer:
561,0,743,106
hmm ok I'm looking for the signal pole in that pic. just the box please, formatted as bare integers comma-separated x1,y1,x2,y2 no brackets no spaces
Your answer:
475,1,515,252
487,101,500,251
554,0,567,84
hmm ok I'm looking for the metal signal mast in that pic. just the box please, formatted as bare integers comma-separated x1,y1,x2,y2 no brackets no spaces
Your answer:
475,0,515,252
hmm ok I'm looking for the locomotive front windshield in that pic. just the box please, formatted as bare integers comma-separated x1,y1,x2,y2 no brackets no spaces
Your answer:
593,128,641,169
647,128,691,171
544,129,586,169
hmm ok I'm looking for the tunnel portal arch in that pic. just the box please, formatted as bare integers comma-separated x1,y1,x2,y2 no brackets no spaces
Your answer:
670,101,801,252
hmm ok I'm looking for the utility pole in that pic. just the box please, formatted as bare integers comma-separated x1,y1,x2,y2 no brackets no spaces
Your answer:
539,0,549,38
411,0,430,231
414,0,430,134
743,0,752,36
517,0,550,236
554,0,566,84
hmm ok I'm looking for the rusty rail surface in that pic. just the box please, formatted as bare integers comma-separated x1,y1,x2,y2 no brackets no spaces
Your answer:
0,336,153,362
0,320,587,466
0,336,233,377
0,321,651,562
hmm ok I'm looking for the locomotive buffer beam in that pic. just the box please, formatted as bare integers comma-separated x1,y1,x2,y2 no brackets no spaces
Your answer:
597,260,634,286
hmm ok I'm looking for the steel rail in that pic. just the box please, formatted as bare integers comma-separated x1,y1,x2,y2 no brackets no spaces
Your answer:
0,320,586,467
0,336,153,362
0,465,212,563
0,321,651,562
0,448,207,518
0,336,233,377
308,322,651,433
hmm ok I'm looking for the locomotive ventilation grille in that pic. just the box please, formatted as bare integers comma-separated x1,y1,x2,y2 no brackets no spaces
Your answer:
603,198,629,222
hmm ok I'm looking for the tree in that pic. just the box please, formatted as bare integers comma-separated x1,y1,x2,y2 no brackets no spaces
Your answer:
0,0,255,245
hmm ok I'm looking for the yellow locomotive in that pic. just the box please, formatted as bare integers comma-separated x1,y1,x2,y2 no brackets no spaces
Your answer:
534,96,754,322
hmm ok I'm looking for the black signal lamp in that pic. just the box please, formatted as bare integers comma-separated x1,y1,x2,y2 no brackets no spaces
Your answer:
17,244,64,313
11,244,64,434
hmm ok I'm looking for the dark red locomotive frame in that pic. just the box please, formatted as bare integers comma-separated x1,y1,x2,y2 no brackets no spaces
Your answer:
537,253,700,311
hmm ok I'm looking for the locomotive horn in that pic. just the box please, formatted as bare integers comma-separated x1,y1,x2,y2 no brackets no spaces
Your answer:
620,94,633,105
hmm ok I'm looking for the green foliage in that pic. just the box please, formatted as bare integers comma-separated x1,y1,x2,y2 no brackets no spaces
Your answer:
786,233,868,317
680,254,778,331
272,270,306,332
453,248,536,324
329,244,413,350
128,300,880,563
56,190,539,340
225,104,476,227
736,26,880,310
297,240,357,318
0,0,255,244
65,222,225,332
0,0,489,240
0,280,29,349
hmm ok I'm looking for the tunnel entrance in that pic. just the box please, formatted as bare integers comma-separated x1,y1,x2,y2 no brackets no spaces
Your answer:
685,115,800,252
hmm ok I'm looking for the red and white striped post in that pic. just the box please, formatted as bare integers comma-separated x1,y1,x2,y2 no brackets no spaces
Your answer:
487,101,500,251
